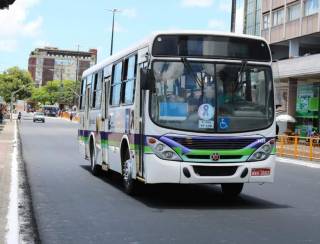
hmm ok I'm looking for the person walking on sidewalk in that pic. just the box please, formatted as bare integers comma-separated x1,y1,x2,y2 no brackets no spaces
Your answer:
17,112,22,122
0,110,3,124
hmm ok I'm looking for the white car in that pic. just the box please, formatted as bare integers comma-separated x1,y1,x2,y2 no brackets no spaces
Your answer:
33,112,45,123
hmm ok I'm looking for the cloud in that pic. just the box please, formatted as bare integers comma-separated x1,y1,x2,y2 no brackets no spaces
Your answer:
23,16,43,37
121,8,137,18
0,40,18,52
0,0,42,52
208,19,228,32
33,40,53,48
107,22,127,33
219,1,231,12
181,0,213,7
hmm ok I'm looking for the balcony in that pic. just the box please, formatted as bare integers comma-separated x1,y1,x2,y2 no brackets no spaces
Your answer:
301,13,319,36
277,53,320,79
272,0,285,9
270,25,284,43
285,19,300,39
262,0,271,13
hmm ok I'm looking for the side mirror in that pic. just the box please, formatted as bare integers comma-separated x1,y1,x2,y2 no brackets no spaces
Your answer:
140,68,155,92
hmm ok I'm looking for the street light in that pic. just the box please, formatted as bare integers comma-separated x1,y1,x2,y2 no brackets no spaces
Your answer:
107,8,121,56
230,0,236,33
10,83,35,121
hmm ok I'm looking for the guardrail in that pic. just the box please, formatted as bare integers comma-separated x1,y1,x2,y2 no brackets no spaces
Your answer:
60,112,80,122
277,135,320,161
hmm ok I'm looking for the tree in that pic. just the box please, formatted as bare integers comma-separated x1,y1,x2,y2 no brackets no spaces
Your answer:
0,67,34,102
30,80,80,106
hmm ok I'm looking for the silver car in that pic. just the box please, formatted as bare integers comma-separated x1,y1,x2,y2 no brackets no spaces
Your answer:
33,112,45,123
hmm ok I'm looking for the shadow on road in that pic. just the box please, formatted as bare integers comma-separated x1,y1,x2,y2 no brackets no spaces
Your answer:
80,165,291,211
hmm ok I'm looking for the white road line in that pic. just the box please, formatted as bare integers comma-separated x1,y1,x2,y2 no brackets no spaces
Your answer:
5,122,19,244
277,157,320,169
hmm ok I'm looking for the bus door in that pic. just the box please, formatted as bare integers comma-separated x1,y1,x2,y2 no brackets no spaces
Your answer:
102,76,111,167
84,85,91,157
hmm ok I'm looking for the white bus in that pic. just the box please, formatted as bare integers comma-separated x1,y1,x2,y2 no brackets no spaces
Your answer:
78,31,276,196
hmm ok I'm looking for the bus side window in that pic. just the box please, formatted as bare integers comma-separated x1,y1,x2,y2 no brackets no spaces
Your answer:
95,70,103,109
122,55,137,104
110,62,122,106
92,73,98,108
79,78,87,110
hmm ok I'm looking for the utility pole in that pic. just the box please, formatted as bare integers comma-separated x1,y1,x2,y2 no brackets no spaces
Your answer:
74,44,80,107
230,0,236,32
108,9,121,56
75,44,80,82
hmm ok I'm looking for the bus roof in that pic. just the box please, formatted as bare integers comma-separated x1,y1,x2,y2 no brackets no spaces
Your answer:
82,30,268,78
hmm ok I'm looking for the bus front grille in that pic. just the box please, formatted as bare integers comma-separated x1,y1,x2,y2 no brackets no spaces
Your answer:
186,155,243,160
193,166,238,176
171,137,256,150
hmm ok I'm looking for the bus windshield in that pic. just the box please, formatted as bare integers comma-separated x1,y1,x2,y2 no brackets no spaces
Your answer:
150,61,274,133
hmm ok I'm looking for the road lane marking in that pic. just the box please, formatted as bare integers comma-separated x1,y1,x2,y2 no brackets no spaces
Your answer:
277,157,320,169
5,121,19,244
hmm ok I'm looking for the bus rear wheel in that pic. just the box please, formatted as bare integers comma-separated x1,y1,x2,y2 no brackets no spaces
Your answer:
221,183,243,197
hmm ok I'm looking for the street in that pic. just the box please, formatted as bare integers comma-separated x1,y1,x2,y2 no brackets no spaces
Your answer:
19,117,320,244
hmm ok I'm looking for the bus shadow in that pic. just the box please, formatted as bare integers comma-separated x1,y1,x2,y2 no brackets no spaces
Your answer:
80,165,291,210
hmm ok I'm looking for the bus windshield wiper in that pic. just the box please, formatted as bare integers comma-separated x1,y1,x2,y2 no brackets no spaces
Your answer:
233,60,247,93
181,57,203,88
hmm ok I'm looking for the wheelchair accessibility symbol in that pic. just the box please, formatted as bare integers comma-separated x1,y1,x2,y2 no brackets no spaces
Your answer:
219,118,230,130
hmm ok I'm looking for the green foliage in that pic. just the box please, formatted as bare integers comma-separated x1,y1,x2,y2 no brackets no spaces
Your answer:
0,67,34,102
31,80,80,106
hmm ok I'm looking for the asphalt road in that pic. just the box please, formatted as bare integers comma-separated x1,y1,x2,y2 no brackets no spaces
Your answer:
19,117,320,244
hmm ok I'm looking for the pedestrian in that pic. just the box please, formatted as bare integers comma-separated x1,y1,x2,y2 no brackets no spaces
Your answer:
0,110,3,124
17,112,22,122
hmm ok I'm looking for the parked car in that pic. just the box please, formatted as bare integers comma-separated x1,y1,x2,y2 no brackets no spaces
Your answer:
33,112,45,123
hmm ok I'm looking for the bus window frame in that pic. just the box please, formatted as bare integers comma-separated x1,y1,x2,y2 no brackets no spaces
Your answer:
79,77,87,111
121,54,137,106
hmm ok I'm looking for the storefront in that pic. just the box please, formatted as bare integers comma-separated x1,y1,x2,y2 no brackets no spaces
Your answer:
295,81,320,136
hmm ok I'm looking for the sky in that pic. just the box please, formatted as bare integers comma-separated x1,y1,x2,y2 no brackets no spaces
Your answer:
0,0,244,72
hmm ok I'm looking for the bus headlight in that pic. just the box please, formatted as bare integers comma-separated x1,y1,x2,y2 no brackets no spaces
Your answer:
248,139,275,162
147,137,182,161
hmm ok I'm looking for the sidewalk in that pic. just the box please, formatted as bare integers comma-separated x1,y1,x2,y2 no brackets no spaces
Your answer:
0,120,15,243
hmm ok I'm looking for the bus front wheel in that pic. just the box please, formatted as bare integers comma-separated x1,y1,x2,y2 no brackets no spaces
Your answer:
90,142,101,176
122,156,137,195
221,183,243,197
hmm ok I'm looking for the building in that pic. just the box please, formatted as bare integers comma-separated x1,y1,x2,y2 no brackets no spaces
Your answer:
243,0,262,35
260,0,320,136
28,47,97,86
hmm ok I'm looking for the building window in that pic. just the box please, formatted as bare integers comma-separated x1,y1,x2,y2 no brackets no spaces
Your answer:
110,62,122,106
304,0,319,16
272,8,284,26
287,3,300,21
263,13,270,29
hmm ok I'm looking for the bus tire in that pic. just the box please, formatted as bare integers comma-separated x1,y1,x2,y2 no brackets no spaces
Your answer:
90,141,101,176
221,183,243,197
122,151,137,195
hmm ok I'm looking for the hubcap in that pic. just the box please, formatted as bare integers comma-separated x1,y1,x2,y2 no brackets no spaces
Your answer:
123,159,132,183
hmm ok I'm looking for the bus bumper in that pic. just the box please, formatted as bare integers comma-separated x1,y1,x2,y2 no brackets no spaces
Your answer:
144,154,276,184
